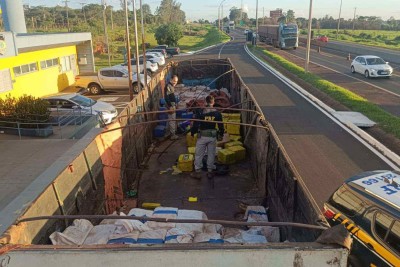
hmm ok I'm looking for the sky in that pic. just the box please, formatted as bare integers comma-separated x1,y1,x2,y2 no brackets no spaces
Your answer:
24,0,400,22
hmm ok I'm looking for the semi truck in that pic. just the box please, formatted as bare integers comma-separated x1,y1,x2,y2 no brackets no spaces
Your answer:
258,23,299,49
0,59,349,266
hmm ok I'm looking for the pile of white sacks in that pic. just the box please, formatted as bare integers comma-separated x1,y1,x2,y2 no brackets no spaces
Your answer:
50,206,279,245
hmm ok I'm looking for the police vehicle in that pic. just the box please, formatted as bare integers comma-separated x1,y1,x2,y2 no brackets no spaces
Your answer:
323,170,400,267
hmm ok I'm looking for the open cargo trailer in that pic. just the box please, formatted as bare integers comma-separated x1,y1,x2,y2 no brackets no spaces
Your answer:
0,59,348,266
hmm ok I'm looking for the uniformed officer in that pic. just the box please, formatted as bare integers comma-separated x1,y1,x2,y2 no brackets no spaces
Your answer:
190,95,224,179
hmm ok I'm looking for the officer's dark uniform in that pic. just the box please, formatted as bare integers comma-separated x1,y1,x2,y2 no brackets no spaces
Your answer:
191,106,224,174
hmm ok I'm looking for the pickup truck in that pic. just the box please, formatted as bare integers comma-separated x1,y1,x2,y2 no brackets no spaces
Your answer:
75,67,151,95
154,45,180,56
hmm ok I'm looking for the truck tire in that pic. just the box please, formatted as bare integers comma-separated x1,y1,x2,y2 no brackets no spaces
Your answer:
88,83,102,95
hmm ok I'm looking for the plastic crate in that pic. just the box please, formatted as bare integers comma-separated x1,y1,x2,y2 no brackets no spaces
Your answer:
153,125,166,138
227,145,246,162
217,149,236,164
178,154,194,172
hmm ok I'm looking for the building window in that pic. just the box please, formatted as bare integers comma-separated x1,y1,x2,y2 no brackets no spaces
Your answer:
13,62,38,76
60,55,73,72
0,69,13,93
40,58,59,69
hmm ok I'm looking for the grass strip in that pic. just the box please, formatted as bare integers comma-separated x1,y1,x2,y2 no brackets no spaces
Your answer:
179,26,230,52
249,45,400,139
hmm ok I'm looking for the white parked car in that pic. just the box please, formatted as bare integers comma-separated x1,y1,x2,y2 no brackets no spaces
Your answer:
146,51,164,59
351,55,393,78
43,93,118,124
117,58,158,74
139,53,165,66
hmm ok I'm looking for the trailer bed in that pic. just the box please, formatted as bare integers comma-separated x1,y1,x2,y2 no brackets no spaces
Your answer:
138,138,260,220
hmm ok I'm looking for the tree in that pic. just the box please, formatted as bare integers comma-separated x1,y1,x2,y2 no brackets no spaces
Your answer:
286,10,296,23
154,23,183,46
119,0,131,10
277,16,286,23
138,3,154,24
155,0,185,24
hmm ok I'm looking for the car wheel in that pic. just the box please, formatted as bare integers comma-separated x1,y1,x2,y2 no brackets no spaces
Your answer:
89,83,101,95
132,82,139,94
364,70,370,79
351,66,355,74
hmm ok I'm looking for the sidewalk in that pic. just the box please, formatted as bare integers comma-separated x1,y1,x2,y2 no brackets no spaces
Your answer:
0,138,77,211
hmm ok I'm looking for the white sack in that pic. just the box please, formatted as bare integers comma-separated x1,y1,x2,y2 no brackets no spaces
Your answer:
146,207,178,229
83,224,116,245
176,209,207,234
107,232,140,244
50,219,93,245
137,229,167,244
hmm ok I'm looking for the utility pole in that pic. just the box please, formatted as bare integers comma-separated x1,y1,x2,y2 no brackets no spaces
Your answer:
263,7,264,25
123,0,134,101
132,0,142,93
62,0,70,32
221,4,224,28
110,6,114,30
305,0,313,72
336,0,343,39
101,0,111,67
352,7,357,32
256,0,259,39
240,0,243,21
139,0,148,91
79,3,87,23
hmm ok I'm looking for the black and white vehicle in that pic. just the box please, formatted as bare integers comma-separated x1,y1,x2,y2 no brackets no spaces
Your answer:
351,55,393,78
43,93,118,124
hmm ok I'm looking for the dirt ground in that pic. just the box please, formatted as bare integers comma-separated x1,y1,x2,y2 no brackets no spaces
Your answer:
253,44,400,156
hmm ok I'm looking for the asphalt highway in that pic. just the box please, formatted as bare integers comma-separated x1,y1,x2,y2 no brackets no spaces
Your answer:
185,29,393,208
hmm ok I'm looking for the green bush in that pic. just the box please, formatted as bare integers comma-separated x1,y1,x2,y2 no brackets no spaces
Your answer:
0,94,50,128
154,23,183,46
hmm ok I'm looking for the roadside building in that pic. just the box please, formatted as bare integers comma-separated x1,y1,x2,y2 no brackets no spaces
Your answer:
0,0,94,99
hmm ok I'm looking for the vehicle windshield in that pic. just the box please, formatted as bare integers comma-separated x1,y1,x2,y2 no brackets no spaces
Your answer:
71,95,96,107
117,68,129,75
281,28,298,38
366,57,386,65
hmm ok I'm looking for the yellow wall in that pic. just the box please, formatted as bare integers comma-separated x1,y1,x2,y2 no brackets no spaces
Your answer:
0,45,77,99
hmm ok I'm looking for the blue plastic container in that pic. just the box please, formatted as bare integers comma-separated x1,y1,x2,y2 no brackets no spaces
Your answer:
159,98,166,107
181,112,193,119
157,107,168,126
153,125,166,138
176,109,186,118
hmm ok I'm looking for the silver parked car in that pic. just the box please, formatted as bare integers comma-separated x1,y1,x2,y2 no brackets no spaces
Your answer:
351,55,393,78
43,93,117,124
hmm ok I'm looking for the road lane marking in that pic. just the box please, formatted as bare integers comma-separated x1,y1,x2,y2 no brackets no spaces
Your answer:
219,36,234,59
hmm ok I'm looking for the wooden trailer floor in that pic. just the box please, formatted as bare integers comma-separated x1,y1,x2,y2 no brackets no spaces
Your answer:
138,137,262,220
